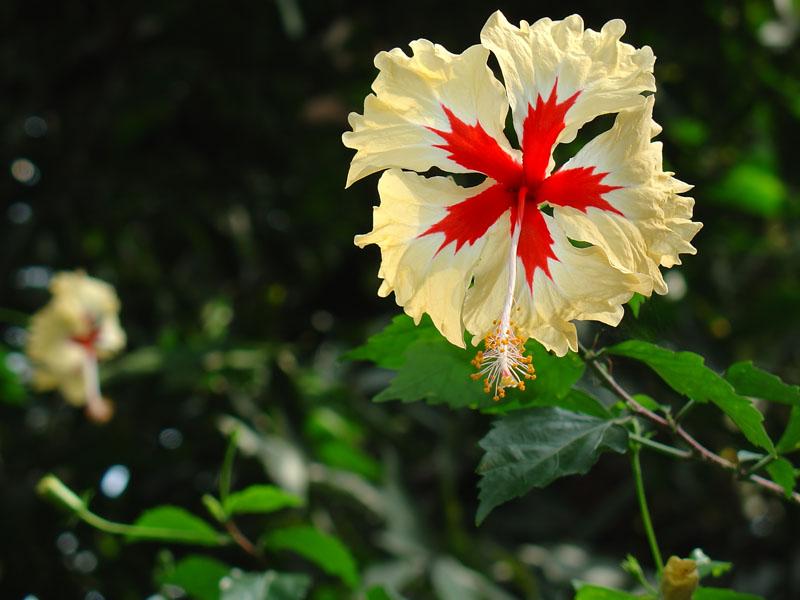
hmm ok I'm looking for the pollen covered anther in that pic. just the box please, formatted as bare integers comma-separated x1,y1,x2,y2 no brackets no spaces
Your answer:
472,321,536,401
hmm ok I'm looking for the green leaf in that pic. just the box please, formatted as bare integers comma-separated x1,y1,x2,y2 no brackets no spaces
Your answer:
541,388,611,419
777,405,800,453
366,586,405,600
476,407,628,523
724,361,800,406
304,407,365,446
161,554,230,600
128,505,223,545
694,587,764,600
518,341,585,397
223,485,304,515
482,386,606,418
431,555,519,600
315,439,382,480
202,494,227,523
632,394,664,414
0,347,26,405
344,314,442,370
690,548,732,579
766,457,796,498
220,570,311,600
627,293,647,319
669,117,709,147
372,338,485,408
348,314,584,412
725,362,800,454
265,525,359,588
607,341,775,455
711,162,785,217
574,584,646,599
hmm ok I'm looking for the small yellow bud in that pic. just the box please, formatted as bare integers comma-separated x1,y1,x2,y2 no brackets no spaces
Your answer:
660,556,699,600
37,474,87,514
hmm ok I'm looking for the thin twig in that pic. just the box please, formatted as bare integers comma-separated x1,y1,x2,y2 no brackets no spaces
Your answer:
225,520,259,556
579,344,800,505
673,424,737,470
748,474,800,503
583,351,669,428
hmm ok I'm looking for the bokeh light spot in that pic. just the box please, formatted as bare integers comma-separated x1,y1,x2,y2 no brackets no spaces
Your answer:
311,310,334,332
10,158,40,185
710,316,732,339
100,465,130,498
56,532,79,555
16,266,51,288
5,350,30,373
74,550,98,574
23,116,47,138
664,271,687,302
24,406,49,431
7,201,33,224
159,427,183,450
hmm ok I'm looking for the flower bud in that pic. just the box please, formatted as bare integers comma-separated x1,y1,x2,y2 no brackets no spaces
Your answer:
660,556,699,600
37,474,86,514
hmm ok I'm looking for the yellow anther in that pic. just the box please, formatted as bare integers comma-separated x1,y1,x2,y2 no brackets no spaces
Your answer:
472,320,535,401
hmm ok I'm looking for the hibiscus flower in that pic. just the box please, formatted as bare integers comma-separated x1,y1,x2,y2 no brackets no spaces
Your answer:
26,270,126,423
344,12,701,399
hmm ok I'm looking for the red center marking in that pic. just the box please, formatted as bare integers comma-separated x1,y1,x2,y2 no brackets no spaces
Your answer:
421,81,622,289
522,86,580,185
70,322,101,354
427,106,522,188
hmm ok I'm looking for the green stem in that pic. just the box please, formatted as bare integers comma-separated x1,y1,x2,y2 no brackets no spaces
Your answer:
219,429,239,505
673,399,695,423
630,434,691,460
743,454,775,477
37,474,229,545
630,433,663,577
80,510,228,544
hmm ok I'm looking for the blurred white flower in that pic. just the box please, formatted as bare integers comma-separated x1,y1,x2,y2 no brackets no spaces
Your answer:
26,270,125,423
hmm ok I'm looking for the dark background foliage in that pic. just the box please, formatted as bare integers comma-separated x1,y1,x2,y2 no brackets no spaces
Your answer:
1,0,799,598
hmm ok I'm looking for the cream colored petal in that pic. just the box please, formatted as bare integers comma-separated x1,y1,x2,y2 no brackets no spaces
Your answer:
480,11,655,156
554,96,702,295
464,214,643,356
58,369,89,407
355,170,511,347
29,339,87,405
343,40,517,187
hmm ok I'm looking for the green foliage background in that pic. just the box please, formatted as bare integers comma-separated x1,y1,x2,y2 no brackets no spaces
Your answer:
1,0,800,598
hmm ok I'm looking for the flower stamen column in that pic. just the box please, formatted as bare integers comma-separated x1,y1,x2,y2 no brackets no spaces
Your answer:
472,187,535,400
79,343,114,423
